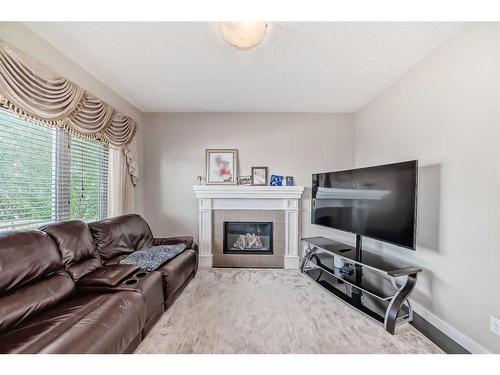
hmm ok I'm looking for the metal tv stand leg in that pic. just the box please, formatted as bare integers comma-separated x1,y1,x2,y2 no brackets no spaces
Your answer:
301,245,319,273
384,273,418,334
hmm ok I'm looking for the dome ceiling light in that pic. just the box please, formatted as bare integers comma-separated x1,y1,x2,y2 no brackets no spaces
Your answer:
219,22,268,50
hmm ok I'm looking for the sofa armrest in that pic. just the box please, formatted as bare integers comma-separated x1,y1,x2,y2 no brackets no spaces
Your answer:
78,264,141,288
152,236,198,253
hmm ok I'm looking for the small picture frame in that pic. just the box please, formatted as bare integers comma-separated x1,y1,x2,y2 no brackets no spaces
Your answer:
285,176,295,186
270,175,284,186
237,175,252,185
206,149,238,185
251,167,269,186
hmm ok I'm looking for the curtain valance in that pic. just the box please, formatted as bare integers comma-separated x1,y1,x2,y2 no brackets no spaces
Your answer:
0,39,137,149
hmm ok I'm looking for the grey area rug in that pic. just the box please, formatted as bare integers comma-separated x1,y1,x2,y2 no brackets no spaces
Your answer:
136,268,442,354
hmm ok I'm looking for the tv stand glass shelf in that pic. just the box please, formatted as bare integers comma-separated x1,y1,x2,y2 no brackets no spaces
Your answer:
301,236,422,334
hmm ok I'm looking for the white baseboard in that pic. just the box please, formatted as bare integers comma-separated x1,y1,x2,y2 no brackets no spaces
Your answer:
411,300,491,354
199,254,213,268
284,256,300,269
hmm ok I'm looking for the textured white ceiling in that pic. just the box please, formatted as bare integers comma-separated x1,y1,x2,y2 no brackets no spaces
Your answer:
26,22,464,113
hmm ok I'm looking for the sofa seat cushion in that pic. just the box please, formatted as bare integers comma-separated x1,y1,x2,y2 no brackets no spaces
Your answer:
0,271,75,333
78,265,141,288
0,291,147,354
103,254,128,265
156,249,197,306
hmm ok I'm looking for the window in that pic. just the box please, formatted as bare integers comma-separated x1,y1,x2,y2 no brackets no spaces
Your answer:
0,108,109,231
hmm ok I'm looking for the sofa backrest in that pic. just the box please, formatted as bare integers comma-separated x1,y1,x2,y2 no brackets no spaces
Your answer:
42,220,102,281
88,214,154,261
0,230,75,333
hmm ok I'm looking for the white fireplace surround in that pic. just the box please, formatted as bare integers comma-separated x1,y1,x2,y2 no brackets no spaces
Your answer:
193,185,305,269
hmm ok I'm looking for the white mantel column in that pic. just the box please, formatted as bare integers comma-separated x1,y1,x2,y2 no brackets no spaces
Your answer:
198,197,213,267
284,198,300,269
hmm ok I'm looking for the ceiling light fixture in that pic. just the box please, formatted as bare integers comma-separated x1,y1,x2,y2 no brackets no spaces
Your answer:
220,22,268,50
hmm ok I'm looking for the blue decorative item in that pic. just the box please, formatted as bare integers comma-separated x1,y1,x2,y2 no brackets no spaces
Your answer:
286,176,295,186
270,175,283,186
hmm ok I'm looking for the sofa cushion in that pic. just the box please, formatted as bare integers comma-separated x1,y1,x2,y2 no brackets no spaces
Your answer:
0,230,75,334
156,249,197,307
42,221,101,281
0,291,147,354
88,214,153,261
78,265,140,288
0,271,74,333
152,236,196,249
0,230,63,292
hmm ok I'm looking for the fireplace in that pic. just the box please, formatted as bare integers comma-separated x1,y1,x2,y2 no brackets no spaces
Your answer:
223,221,273,255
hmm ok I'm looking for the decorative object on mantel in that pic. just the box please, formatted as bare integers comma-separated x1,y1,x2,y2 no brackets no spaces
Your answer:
205,149,238,185
285,176,295,186
197,176,203,185
270,175,284,186
251,166,268,186
237,175,252,185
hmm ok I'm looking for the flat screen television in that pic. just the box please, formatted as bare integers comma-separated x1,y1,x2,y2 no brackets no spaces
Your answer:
311,160,418,250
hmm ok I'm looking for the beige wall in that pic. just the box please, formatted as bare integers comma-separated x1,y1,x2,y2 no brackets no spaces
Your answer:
354,24,500,353
0,22,145,211
141,113,355,244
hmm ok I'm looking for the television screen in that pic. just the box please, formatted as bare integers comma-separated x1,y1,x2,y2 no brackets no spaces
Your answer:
311,160,418,249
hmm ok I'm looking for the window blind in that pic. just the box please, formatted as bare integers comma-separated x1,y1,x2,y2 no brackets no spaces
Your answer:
67,135,109,222
0,107,109,232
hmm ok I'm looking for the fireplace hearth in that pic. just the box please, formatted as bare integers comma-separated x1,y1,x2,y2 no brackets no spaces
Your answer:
223,221,273,255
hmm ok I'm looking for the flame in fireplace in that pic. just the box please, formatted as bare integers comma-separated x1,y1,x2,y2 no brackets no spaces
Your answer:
233,233,263,250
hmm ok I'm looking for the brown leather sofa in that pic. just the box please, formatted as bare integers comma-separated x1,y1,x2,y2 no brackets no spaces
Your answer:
88,214,199,308
0,214,198,353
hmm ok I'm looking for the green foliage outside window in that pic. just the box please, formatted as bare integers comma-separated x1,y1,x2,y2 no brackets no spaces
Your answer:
0,109,108,231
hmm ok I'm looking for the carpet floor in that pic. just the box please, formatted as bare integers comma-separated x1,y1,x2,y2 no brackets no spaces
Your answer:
136,268,442,354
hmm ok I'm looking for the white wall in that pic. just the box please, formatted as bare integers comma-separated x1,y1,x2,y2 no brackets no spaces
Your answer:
141,113,355,243
0,22,145,212
354,24,500,353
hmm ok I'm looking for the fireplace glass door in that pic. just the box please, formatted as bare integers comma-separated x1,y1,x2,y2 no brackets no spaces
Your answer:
223,221,273,254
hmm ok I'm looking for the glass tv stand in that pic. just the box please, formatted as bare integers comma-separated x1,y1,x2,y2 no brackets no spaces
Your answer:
301,236,422,334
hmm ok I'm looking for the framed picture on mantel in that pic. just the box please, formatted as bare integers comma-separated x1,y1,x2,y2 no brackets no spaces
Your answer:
251,166,268,186
206,149,238,185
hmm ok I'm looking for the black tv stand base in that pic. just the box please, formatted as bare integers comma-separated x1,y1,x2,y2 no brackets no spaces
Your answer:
301,236,422,334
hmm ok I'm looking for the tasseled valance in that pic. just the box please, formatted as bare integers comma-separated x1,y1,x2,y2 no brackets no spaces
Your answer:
0,39,137,149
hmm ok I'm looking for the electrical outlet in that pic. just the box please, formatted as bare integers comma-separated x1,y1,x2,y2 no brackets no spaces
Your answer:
490,316,500,336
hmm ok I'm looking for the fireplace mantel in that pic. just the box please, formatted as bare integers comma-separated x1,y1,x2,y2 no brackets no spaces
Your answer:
193,185,305,269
